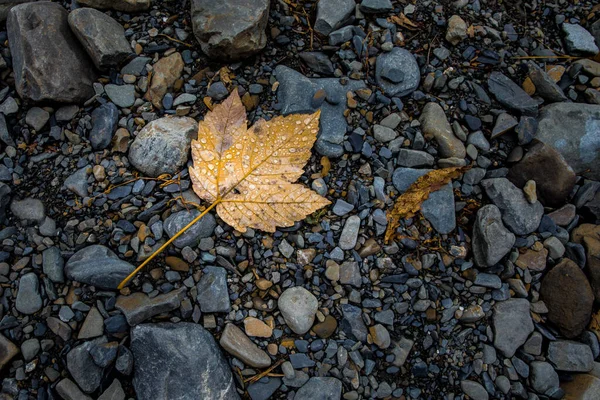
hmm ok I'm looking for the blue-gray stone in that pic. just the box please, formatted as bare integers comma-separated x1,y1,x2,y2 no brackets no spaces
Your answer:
375,48,420,97
65,245,135,289
163,209,216,248
196,266,230,313
295,377,342,400
89,102,118,150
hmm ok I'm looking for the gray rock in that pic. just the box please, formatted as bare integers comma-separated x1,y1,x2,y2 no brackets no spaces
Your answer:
314,0,355,36
535,103,600,180
116,288,186,325
339,215,360,250
129,116,197,177
131,323,239,399
0,182,11,224
10,197,45,223
78,307,104,340
66,337,107,393
121,56,151,76
548,340,594,372
90,103,119,150
392,168,456,234
375,48,420,97
68,7,131,70
77,0,150,12
15,272,42,315
105,84,135,108
493,299,534,357
0,113,15,147
530,361,559,394
25,107,49,131
528,63,567,103
487,72,539,115
360,0,393,13
340,304,368,342
55,105,79,122
481,178,543,235
295,377,342,400
278,287,318,334
206,82,229,100
64,167,89,198
472,205,515,267
419,102,466,158
43,246,64,283
7,2,96,103
191,0,269,61
55,379,93,400
65,245,135,289
275,65,365,157
397,149,434,168
20,338,39,361
328,26,355,46
219,323,271,368
299,52,334,76
339,261,361,287
247,378,281,400
98,379,125,400
196,266,230,313
562,23,599,55
460,380,488,400
332,199,354,216
163,209,216,248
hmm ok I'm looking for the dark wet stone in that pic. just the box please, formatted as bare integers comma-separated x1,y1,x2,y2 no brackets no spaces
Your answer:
65,245,135,290
487,72,539,115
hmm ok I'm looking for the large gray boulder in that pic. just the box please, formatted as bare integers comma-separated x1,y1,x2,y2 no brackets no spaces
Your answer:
536,103,600,180
7,2,96,103
65,245,135,289
0,0,38,22
131,323,239,400
191,0,269,61
68,7,132,70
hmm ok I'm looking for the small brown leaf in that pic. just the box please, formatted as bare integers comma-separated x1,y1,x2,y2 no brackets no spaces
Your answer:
384,166,469,243
389,13,419,31
320,156,331,177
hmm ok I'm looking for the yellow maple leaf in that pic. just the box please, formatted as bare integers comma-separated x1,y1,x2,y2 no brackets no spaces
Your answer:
118,91,330,288
384,166,468,244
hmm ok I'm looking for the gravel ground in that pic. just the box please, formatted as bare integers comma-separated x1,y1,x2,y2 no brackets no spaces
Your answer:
1,0,600,399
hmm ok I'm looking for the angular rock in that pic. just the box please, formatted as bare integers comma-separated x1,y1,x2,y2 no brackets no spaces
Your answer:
339,215,360,250
116,288,186,326
299,52,334,76
392,168,456,234
460,381,488,400
530,361,559,395
145,53,184,109
359,0,393,13
472,205,515,267
65,245,135,289
131,323,239,399
278,287,318,334
219,323,271,368
535,103,600,180
55,379,93,400
540,258,594,338
0,333,18,371
548,340,594,372
493,299,534,357
15,272,42,315
295,377,342,399
420,102,466,158
77,0,150,11
491,113,518,138
314,0,355,36
191,0,269,61
68,7,131,70
196,266,230,313
42,246,64,283
90,103,119,150
163,209,216,248
78,307,104,340
25,107,49,131
10,197,45,223
7,2,96,103
375,48,420,97
339,261,362,287
340,304,368,342
275,65,365,157
562,23,599,56
528,63,567,103
507,140,576,207
487,72,539,115
105,84,135,108
0,0,38,23
129,116,197,177
66,337,107,393
446,15,468,45
98,379,125,400
481,178,544,235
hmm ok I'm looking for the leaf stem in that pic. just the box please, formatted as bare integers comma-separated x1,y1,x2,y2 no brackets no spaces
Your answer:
117,199,222,289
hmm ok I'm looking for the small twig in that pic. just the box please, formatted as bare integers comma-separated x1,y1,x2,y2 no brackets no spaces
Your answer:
244,359,285,384
157,34,193,48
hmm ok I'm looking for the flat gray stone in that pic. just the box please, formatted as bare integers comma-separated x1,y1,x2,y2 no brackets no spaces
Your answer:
196,267,230,313
314,0,354,36
295,377,342,400
562,23,599,55
131,323,239,399
65,245,135,289
278,287,318,334
15,272,42,315
116,288,186,325
163,209,216,248
219,323,271,368
493,298,534,357
472,205,515,267
487,71,539,115
548,340,594,372
376,47,420,97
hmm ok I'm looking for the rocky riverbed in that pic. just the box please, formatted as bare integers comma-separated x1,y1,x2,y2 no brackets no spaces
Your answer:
1,0,600,399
